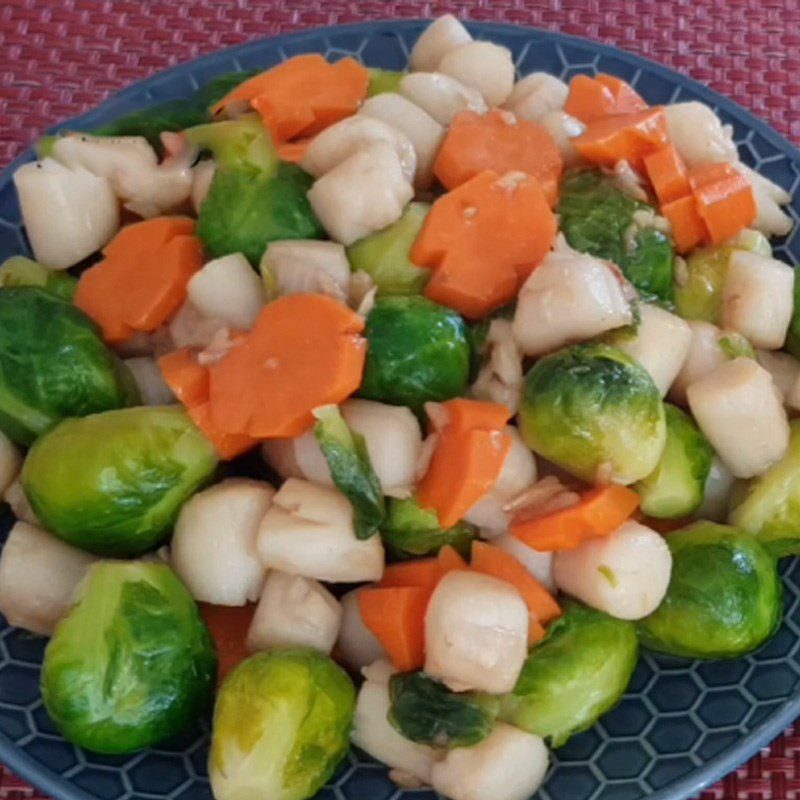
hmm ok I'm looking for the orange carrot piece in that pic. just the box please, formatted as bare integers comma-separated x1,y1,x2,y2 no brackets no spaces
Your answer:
573,107,668,170
379,559,442,589
198,602,256,685
75,217,203,344
688,162,757,245
215,55,369,141
158,348,209,407
511,484,641,552
188,402,259,461
277,138,313,163
437,544,470,575
359,586,431,672
662,194,708,254
528,617,547,646
643,144,691,204
412,170,556,319
433,110,564,207
208,294,366,439
417,399,513,529
564,74,647,123
471,541,562,626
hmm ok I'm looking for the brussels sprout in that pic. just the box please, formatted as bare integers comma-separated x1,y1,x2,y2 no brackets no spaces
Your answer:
674,230,772,323
368,68,405,96
346,202,431,294
89,70,259,149
41,561,215,754
636,404,714,518
557,169,674,304
638,521,782,658
0,288,138,445
198,163,324,265
729,420,800,556
388,672,497,748
381,496,477,558
183,117,278,177
210,648,355,800
22,406,218,556
499,601,638,747
519,343,666,484
314,405,385,540
360,296,471,413
0,256,77,301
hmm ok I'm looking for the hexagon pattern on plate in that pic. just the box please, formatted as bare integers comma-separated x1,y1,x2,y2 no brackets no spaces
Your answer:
0,19,799,800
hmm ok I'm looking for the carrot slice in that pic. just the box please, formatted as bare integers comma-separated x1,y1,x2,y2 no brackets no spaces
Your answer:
379,559,441,589
412,170,556,319
208,293,366,439
528,617,547,646
417,399,513,529
471,541,562,628
662,194,708,254
277,138,313,163
214,55,369,141
198,602,256,685
188,402,259,461
688,162,757,245
359,586,431,672
573,107,668,170
433,110,564,207
564,74,647,123
158,347,210,407
75,217,203,344
511,485,641,552
643,144,691,205
437,544,470,575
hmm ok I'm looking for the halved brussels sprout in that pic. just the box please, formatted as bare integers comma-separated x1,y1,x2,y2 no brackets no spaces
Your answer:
674,229,772,323
381,496,477,559
360,296,471,413
499,601,638,747
198,162,324,265
368,68,406,96
41,561,215,754
0,287,138,445
0,256,77,301
729,420,800,556
636,404,714,518
388,671,496,748
346,202,431,295
519,343,666,484
638,521,782,658
557,169,674,304
22,406,218,556
183,117,278,177
314,405,385,540
210,648,355,800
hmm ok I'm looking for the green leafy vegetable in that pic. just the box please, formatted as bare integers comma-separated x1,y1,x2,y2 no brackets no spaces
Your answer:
381,496,476,558
388,672,496,748
0,256,77,301
557,169,674,304
499,601,638,747
22,406,218,556
198,162,324,264
729,421,800,556
183,117,278,176
314,405,385,540
638,521,782,658
346,202,431,295
519,342,666,484
0,287,137,445
210,649,355,800
367,68,405,96
41,561,216,754
360,296,471,414
636,404,714,519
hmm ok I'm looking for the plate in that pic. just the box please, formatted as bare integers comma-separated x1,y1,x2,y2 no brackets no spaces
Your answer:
0,19,799,800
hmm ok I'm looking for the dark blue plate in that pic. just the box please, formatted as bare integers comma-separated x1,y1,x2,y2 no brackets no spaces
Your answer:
0,19,799,800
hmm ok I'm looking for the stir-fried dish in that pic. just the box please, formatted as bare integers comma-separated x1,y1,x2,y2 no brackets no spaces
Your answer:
0,15,797,800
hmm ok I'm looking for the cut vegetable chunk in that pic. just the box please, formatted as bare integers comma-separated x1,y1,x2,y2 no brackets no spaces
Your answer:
564,74,647,123
573,107,668,169
643,144,691,204
661,194,707,254
688,162,757,245
433,110,564,207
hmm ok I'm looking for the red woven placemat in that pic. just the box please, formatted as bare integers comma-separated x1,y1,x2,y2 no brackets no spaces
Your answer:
1,1,800,798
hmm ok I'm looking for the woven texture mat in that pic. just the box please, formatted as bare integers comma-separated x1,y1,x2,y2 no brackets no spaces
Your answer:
1,0,800,798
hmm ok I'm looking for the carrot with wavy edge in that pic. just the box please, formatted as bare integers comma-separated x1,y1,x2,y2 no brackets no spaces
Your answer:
688,162,757,245
564,74,647,123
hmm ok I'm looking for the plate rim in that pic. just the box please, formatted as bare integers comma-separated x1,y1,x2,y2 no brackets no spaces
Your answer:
0,17,798,800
